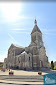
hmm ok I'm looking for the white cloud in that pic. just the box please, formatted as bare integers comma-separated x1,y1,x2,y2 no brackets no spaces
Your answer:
42,29,56,32
17,15,33,19
10,28,26,31
41,29,56,35
9,28,31,34
12,31,30,34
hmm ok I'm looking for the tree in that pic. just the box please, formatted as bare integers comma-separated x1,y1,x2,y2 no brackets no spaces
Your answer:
54,66,56,70
51,61,54,70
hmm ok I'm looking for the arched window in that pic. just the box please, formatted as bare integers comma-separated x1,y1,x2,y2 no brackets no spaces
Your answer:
29,57,30,61
19,61,20,63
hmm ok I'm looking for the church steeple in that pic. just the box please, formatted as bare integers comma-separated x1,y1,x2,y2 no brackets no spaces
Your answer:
31,19,41,34
34,19,37,25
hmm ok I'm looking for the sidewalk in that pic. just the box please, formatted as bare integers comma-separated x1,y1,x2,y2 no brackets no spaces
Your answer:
0,70,47,75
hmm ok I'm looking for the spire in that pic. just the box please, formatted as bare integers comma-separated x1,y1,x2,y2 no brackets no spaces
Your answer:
34,19,37,25
31,19,41,34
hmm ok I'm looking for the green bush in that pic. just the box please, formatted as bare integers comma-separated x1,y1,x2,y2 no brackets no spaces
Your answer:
0,64,3,67
54,66,56,70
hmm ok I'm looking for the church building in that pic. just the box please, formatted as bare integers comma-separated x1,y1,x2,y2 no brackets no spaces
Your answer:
4,19,48,70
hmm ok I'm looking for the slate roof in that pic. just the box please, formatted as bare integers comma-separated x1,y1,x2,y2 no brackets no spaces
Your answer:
31,25,41,34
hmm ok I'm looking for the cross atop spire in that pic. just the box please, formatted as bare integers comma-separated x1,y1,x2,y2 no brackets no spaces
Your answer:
34,19,37,25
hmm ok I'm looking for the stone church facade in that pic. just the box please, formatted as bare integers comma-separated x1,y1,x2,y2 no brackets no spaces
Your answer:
4,19,48,70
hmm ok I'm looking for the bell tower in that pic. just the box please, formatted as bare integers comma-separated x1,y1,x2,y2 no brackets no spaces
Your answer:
31,19,43,48
28,19,49,69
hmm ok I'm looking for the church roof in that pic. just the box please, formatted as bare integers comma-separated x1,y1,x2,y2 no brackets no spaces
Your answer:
10,44,24,49
21,51,27,54
13,44,24,48
31,19,41,34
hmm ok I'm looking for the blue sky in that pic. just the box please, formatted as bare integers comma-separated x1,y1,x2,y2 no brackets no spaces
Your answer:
0,2,56,62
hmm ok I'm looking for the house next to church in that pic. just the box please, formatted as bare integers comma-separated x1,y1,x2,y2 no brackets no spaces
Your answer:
4,19,48,70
